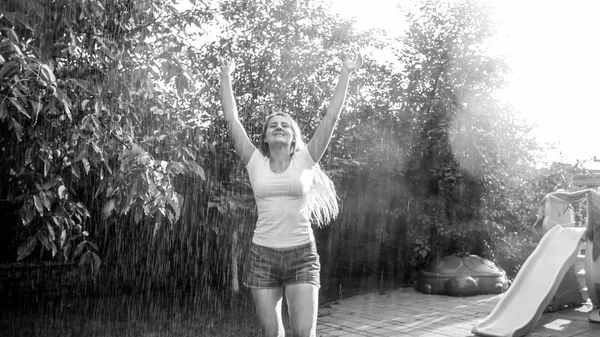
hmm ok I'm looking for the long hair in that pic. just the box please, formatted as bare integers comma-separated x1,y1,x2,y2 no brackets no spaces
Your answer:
260,112,339,227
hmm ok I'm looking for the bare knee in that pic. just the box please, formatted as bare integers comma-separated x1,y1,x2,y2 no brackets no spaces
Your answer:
255,303,285,337
286,284,318,337
252,288,285,337
259,320,284,337
290,322,316,337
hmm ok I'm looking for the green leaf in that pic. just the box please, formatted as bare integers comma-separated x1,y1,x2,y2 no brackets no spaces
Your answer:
95,178,108,198
47,223,56,241
88,241,98,251
103,160,113,175
8,97,30,118
71,165,80,178
33,195,43,214
63,243,71,261
58,185,67,199
17,236,37,261
21,200,35,225
0,101,7,121
10,117,23,141
50,241,57,257
30,99,41,124
60,230,67,248
43,158,50,176
0,60,19,79
76,202,91,217
106,186,115,198
24,147,33,165
39,64,56,84
40,178,60,191
5,28,18,42
81,157,90,174
79,251,91,266
91,114,100,129
102,199,116,219
187,160,205,180
38,231,50,250
73,240,86,258
168,193,183,222
62,99,72,120
40,191,52,210
91,252,101,274
91,142,102,155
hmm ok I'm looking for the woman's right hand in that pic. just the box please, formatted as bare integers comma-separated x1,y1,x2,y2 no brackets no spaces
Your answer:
342,52,362,73
221,58,235,76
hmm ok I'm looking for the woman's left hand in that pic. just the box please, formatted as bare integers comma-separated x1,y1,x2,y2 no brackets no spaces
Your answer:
342,53,363,72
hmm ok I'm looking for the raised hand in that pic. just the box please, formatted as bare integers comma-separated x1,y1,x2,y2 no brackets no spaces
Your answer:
220,58,235,76
342,53,362,72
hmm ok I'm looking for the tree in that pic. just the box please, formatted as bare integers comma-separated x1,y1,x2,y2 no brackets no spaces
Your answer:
397,0,543,272
0,0,211,276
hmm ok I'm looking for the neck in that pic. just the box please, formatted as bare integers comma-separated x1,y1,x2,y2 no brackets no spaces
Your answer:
269,147,291,162
268,147,292,173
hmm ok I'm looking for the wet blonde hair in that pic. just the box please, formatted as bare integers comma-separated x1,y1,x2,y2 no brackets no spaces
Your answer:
260,112,339,227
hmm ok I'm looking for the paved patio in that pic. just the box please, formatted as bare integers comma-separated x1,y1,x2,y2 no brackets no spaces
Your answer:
316,288,600,337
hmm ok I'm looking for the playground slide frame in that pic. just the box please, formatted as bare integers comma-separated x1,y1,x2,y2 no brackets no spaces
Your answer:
585,238,600,322
472,225,587,337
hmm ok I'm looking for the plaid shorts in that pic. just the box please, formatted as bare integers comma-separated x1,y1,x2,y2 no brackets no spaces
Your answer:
243,241,321,289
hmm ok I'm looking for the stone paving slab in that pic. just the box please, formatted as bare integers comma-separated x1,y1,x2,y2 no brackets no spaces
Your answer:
317,288,600,337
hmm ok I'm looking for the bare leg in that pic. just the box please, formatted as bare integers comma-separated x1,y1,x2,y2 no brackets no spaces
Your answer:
252,287,285,337
285,283,319,337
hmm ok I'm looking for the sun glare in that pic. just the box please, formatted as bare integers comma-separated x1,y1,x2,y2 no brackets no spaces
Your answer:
490,0,600,163
329,0,405,34
330,0,600,163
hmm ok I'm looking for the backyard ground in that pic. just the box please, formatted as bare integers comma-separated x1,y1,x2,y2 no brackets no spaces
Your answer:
1,291,262,337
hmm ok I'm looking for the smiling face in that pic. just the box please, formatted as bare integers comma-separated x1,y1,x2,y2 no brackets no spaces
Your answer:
260,113,302,157
264,114,293,146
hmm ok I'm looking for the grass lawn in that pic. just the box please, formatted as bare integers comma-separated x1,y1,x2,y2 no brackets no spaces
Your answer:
1,291,262,337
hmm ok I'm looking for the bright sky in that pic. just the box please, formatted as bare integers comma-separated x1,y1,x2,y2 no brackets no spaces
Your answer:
330,0,600,164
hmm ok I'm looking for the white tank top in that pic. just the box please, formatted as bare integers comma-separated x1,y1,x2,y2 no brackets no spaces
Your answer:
245,147,316,248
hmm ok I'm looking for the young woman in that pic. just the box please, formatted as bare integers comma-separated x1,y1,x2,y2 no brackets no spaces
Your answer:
220,53,362,337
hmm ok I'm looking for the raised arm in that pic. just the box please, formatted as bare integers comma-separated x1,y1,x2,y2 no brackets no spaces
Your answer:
307,53,362,163
220,59,256,165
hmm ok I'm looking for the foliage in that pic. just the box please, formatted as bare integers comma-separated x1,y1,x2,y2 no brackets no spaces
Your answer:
0,0,209,273
0,0,573,307
396,0,545,272
0,5,100,271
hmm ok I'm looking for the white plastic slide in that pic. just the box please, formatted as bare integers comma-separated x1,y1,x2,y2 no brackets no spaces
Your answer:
584,238,600,322
472,225,588,337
